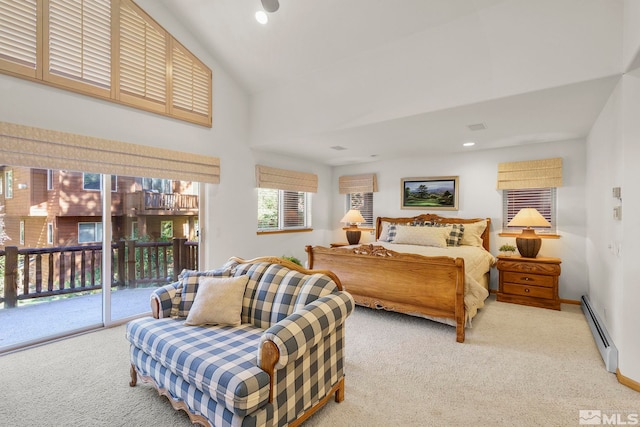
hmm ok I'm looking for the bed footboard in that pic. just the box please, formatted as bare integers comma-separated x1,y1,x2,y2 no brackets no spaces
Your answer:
306,244,466,342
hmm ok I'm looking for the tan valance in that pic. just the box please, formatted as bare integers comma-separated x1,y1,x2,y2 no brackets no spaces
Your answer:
338,173,378,194
255,165,317,193
0,122,220,183
497,157,562,190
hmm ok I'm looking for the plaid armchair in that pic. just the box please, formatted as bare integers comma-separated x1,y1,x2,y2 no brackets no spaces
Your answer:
126,256,354,427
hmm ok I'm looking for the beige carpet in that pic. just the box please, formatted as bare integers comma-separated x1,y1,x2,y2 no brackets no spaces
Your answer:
0,296,637,426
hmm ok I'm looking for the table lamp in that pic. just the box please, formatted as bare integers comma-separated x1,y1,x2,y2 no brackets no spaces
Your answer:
341,209,366,245
507,208,551,258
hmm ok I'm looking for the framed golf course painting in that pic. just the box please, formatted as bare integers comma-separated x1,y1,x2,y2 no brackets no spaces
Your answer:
401,176,459,210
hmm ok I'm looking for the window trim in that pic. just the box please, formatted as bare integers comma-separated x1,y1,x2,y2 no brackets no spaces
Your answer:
257,188,313,234
500,187,559,237
5,170,13,198
83,173,117,192
47,222,54,244
78,221,103,244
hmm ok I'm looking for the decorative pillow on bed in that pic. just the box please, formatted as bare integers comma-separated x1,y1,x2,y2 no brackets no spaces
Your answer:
389,224,449,248
431,223,465,246
184,275,249,326
459,219,487,247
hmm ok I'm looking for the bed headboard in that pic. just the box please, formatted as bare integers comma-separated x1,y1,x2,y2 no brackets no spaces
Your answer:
375,214,491,252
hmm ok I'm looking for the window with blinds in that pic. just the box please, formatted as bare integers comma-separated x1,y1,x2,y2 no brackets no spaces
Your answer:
257,189,311,232
46,0,111,95
0,0,212,127
502,188,556,234
0,0,38,78
172,41,210,121
119,0,166,110
346,192,373,228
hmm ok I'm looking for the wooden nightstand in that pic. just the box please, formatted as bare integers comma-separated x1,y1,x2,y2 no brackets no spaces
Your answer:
496,255,561,310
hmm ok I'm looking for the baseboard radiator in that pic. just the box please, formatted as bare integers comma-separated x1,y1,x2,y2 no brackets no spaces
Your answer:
581,295,618,373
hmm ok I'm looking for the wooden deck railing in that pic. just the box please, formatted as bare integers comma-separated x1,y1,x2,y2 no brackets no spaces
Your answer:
0,238,198,308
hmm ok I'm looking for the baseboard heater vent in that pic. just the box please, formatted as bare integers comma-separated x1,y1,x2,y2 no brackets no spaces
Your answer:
581,295,618,373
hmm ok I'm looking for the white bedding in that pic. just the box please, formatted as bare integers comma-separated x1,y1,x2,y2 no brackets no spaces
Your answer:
347,241,496,326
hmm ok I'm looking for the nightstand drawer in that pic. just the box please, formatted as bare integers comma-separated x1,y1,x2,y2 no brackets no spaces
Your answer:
503,283,554,300
502,271,554,288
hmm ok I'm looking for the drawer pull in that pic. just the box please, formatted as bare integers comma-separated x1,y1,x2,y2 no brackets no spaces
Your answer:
522,277,532,281
524,288,530,293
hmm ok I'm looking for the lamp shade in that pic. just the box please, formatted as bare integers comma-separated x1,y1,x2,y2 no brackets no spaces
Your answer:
507,208,551,228
340,209,365,225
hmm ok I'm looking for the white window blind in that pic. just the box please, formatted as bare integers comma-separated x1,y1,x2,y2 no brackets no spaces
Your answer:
119,0,166,109
172,41,210,120
503,188,556,234
0,0,38,77
347,192,373,228
46,0,111,93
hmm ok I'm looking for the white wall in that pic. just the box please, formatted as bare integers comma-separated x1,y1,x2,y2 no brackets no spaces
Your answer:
583,0,640,386
330,140,587,298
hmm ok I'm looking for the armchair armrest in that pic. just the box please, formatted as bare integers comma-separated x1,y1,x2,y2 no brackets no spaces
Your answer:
259,292,354,369
150,281,182,319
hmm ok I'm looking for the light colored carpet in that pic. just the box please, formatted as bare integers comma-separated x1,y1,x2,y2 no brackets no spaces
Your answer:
0,296,637,426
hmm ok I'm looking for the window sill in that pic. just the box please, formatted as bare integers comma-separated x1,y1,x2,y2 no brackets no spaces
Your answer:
499,232,560,239
257,228,313,235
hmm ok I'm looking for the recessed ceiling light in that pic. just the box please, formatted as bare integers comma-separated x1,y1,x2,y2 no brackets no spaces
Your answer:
255,10,268,24
463,142,476,147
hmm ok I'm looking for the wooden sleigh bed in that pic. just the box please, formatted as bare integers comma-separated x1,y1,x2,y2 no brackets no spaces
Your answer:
306,214,494,342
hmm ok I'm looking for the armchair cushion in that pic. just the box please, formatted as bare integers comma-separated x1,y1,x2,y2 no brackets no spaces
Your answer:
184,275,249,327
126,317,271,416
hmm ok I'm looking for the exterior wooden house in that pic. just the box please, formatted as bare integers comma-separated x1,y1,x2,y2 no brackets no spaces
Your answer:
0,166,199,250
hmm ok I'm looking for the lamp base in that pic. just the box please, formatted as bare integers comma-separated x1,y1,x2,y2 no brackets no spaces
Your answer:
516,228,541,258
345,229,362,245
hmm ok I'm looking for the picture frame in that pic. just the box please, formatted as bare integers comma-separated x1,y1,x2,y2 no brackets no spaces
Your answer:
401,176,459,210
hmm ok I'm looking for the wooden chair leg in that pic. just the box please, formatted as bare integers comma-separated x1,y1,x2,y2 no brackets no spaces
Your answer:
334,377,345,403
129,364,138,387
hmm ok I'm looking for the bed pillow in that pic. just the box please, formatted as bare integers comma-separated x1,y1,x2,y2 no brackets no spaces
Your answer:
184,275,249,326
459,220,487,247
390,224,449,248
431,223,465,246
378,221,393,242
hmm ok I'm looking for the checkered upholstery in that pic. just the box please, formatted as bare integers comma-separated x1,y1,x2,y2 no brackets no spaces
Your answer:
128,258,354,427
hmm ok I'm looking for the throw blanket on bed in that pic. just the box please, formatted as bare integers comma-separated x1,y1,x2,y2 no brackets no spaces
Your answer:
365,242,495,326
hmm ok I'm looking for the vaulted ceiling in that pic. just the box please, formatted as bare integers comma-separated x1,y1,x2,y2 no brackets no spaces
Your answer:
157,0,623,165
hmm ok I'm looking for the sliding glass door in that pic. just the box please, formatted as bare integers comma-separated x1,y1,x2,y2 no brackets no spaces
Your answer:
0,166,200,351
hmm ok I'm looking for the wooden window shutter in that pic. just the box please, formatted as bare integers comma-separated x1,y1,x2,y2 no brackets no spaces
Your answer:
118,0,167,112
255,165,318,193
339,173,378,194
497,157,562,190
0,0,39,78
45,0,111,96
171,39,212,126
